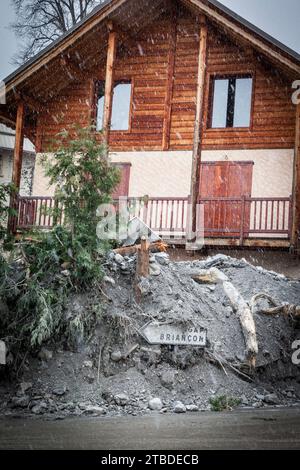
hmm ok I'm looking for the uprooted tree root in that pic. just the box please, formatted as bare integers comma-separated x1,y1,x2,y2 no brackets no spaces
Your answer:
251,293,300,319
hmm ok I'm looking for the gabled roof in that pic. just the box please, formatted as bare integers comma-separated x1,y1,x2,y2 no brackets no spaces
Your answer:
2,0,300,105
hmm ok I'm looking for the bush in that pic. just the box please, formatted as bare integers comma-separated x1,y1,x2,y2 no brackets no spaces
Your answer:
0,129,120,369
209,395,241,412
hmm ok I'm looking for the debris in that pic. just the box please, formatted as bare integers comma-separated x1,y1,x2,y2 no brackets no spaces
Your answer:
148,397,163,411
111,350,123,362
83,406,105,416
160,369,177,390
122,217,161,247
20,382,33,394
11,395,30,408
263,393,280,405
31,402,48,415
186,404,199,412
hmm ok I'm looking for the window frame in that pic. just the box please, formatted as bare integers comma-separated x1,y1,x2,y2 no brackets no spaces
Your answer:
93,78,134,134
207,72,255,131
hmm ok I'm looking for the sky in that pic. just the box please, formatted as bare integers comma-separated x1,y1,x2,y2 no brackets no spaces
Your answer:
0,0,299,81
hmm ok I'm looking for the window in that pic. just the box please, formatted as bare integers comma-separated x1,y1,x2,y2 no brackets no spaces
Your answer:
96,81,132,131
210,76,253,128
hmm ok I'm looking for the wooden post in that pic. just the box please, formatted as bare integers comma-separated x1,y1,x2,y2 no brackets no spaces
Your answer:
291,103,300,251
162,6,177,151
12,101,25,189
188,16,208,245
136,236,150,278
102,21,117,145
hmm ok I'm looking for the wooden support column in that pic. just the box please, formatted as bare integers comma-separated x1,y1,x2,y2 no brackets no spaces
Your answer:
103,21,118,145
291,103,300,250
12,101,25,189
188,15,208,244
162,6,178,151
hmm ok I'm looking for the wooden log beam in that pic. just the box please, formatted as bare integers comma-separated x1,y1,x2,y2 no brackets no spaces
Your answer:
103,21,118,144
12,101,25,189
162,6,178,151
291,103,300,250
14,91,42,113
136,236,150,278
188,15,208,244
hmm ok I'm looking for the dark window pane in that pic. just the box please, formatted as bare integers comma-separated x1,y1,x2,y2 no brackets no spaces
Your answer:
111,83,132,131
233,78,253,127
211,79,228,128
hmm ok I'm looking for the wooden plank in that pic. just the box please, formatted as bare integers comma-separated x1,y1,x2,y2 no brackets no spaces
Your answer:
103,21,118,144
188,15,208,242
291,103,300,249
12,101,25,189
162,5,177,151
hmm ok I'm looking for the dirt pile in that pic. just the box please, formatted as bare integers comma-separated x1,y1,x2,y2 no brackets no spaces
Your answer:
0,253,300,420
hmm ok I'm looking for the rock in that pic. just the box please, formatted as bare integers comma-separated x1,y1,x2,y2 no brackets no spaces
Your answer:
11,395,30,408
0,340,6,365
155,253,169,266
38,348,53,362
31,402,48,415
111,350,123,362
263,393,280,405
137,277,151,296
160,370,177,390
252,401,263,409
173,401,186,413
148,397,163,411
83,406,105,416
20,382,32,394
114,254,125,265
52,385,67,396
186,404,199,412
84,371,95,384
103,276,115,286
149,263,161,276
83,360,93,368
114,393,129,406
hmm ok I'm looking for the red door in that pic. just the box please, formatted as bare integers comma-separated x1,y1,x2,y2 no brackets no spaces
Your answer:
112,163,131,199
199,162,253,237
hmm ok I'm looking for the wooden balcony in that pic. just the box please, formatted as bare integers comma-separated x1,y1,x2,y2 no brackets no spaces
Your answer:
11,195,293,248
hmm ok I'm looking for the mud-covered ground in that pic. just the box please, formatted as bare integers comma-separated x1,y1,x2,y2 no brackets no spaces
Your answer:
0,253,300,420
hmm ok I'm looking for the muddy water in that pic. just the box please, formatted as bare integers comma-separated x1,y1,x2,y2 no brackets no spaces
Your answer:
0,408,300,450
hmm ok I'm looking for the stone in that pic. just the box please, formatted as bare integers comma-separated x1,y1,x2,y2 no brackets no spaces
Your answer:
52,385,67,396
137,278,151,296
160,370,177,390
148,397,163,411
155,253,169,266
31,402,48,415
114,254,125,265
20,382,32,394
0,340,6,365
173,401,186,413
252,401,263,409
114,393,129,406
103,276,115,286
149,263,161,276
83,360,93,368
263,393,280,405
11,395,30,408
83,406,105,416
111,350,123,362
186,404,199,412
38,348,53,362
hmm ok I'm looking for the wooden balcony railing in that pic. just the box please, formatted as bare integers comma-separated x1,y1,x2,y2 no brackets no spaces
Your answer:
12,195,293,242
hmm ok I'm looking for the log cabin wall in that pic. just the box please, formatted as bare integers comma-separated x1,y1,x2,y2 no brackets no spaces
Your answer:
37,7,296,154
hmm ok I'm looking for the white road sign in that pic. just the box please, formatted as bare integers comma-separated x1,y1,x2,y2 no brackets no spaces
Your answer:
140,322,207,347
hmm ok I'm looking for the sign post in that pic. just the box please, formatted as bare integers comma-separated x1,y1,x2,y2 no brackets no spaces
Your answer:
140,322,207,347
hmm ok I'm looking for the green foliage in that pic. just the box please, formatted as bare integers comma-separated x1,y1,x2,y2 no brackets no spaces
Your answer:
0,129,120,369
0,183,17,241
209,395,242,412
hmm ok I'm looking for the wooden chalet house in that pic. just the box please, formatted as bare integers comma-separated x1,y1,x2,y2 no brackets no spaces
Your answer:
1,0,300,249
